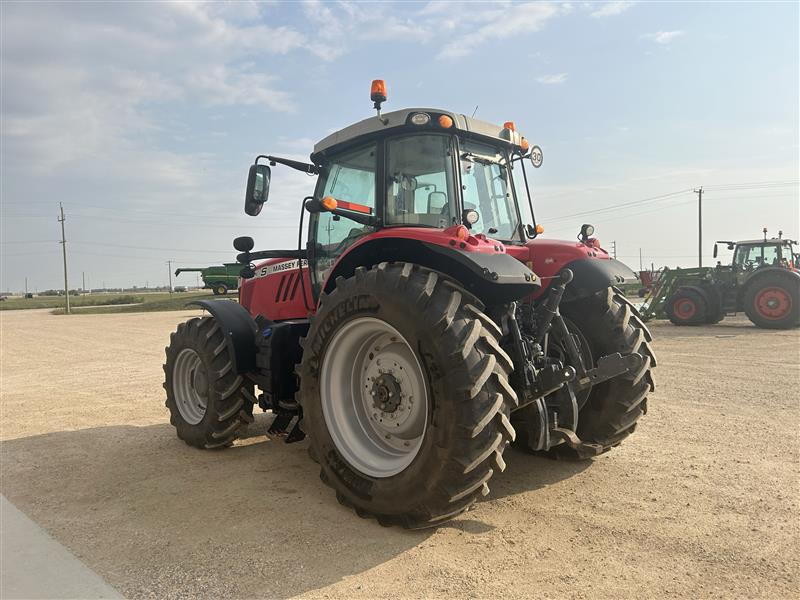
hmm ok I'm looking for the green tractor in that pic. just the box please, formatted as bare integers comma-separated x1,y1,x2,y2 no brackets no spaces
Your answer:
642,230,799,329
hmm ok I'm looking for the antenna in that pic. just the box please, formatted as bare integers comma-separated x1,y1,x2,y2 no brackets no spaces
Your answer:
471,105,479,118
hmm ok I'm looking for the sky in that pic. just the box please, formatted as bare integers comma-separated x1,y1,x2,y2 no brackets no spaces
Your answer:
1,0,798,292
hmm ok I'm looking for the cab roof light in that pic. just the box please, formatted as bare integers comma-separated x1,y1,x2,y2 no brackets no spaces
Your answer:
520,137,530,151
503,121,516,131
370,79,387,105
371,79,388,124
438,114,454,128
321,196,338,211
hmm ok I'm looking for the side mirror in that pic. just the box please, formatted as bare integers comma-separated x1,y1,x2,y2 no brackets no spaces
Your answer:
713,244,718,258
244,164,271,216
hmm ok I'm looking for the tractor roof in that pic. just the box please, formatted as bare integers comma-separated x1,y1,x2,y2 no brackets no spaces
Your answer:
736,238,796,245
311,108,525,161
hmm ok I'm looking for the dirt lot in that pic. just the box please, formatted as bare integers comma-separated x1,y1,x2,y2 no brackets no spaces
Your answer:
1,308,798,599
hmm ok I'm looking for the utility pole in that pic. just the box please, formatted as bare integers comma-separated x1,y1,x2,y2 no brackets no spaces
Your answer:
611,240,617,259
25,277,28,297
166,260,173,294
58,203,70,314
694,187,703,268
82,271,86,295
639,248,643,272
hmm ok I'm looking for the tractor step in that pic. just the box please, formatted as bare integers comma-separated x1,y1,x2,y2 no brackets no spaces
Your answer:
267,412,306,443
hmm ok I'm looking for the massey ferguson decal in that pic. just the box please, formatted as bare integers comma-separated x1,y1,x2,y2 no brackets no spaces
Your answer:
254,259,308,279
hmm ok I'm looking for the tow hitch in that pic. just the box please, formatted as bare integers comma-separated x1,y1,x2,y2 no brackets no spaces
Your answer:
507,268,645,455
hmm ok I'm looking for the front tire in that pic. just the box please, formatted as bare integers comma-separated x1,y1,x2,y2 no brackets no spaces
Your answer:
212,283,228,296
163,316,256,448
298,263,517,528
666,288,707,325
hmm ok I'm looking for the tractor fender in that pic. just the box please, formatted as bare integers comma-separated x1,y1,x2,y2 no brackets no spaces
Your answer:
739,267,800,301
323,236,540,306
187,299,258,374
560,257,639,303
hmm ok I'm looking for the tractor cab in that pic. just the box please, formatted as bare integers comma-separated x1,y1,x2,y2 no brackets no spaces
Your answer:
714,232,798,276
241,84,546,303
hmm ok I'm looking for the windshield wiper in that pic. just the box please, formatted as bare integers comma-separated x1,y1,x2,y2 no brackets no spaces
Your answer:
461,151,506,167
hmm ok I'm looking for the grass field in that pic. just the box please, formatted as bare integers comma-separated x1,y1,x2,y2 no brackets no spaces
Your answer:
0,291,228,313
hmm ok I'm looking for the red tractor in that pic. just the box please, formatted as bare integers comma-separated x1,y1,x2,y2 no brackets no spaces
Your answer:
163,82,656,528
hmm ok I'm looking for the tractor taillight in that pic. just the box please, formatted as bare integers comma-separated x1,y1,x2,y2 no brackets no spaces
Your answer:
520,137,530,151
321,196,338,211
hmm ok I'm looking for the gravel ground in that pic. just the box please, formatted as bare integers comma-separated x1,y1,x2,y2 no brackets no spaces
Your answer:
1,308,798,599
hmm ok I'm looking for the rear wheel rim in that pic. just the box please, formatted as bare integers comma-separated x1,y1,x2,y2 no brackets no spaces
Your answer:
173,348,208,424
755,286,792,320
674,298,696,320
320,317,428,478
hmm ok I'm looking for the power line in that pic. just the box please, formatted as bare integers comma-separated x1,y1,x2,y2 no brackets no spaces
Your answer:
70,241,234,254
545,189,694,223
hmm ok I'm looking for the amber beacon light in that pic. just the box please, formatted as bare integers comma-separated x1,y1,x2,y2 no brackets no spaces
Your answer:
370,80,387,105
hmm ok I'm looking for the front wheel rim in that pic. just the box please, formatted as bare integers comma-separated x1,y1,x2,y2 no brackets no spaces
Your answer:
173,348,208,424
320,317,428,478
674,298,696,319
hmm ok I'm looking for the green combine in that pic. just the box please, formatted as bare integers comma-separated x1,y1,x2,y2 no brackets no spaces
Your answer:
174,264,242,295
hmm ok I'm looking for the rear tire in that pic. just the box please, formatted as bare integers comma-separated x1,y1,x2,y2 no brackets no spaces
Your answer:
163,316,255,448
212,283,228,296
666,288,707,325
545,287,656,459
298,263,517,528
744,275,800,329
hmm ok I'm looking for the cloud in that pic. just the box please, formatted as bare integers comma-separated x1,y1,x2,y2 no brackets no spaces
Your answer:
436,2,563,60
641,30,686,44
301,0,433,61
537,73,568,84
591,1,636,18
1,1,304,177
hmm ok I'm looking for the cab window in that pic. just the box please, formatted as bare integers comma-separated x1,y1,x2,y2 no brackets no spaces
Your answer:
385,135,456,228
460,140,521,241
309,144,377,294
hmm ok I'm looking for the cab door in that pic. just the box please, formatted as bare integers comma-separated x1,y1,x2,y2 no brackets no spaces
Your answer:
307,143,378,299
